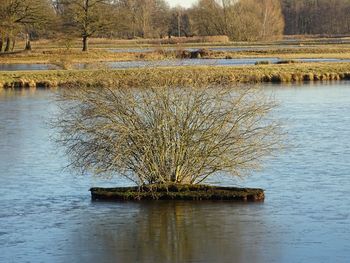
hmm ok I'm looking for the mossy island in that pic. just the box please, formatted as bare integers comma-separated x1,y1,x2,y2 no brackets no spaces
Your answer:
90,184,265,202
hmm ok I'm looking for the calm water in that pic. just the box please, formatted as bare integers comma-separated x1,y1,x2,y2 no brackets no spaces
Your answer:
81,58,350,70
0,64,58,71
0,82,350,262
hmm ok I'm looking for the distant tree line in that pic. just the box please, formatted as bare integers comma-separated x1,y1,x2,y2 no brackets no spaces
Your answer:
281,0,350,35
1,0,350,52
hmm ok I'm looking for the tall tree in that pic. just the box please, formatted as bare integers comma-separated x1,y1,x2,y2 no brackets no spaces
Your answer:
169,7,193,37
281,0,350,35
190,0,284,41
0,0,53,52
190,0,225,36
61,0,114,51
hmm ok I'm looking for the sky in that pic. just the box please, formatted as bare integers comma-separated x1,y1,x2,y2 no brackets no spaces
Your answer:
167,0,197,8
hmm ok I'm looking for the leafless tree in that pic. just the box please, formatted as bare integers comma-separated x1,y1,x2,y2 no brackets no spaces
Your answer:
282,0,350,35
60,0,114,51
0,0,53,52
54,83,283,186
190,0,284,41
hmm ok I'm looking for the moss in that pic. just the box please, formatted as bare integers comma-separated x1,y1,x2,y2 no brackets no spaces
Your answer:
90,184,265,202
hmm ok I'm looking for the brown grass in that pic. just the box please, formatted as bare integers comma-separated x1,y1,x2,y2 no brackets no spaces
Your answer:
1,62,350,89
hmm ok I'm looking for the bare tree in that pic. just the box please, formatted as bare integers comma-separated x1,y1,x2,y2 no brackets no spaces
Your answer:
189,0,284,41
190,0,226,36
54,84,282,186
168,7,193,37
0,0,53,52
282,0,350,35
60,0,114,51
260,0,285,39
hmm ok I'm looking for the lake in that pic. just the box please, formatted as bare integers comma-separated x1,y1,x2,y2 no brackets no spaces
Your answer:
0,82,350,262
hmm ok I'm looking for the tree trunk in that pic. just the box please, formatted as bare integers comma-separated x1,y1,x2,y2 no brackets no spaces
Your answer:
25,34,32,51
0,37,3,53
82,36,88,52
4,37,10,52
177,13,181,37
11,38,16,51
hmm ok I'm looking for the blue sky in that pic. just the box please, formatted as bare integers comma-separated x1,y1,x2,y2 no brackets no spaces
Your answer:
167,0,197,8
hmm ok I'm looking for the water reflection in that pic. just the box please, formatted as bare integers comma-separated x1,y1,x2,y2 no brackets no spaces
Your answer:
68,201,277,263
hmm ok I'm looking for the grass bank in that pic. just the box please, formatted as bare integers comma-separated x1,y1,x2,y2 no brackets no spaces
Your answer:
0,49,163,65
1,63,350,89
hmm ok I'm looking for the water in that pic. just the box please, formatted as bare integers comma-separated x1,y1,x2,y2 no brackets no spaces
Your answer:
0,64,58,71
0,82,350,262
104,58,280,68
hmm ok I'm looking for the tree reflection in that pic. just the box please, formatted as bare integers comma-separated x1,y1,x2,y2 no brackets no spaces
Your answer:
67,201,278,263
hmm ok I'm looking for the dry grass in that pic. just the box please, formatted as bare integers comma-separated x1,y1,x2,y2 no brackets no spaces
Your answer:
0,49,168,64
1,62,350,89
10,36,230,51
3,40,350,65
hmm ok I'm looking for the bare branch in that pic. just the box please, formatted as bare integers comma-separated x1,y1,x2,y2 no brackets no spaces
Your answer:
53,82,284,186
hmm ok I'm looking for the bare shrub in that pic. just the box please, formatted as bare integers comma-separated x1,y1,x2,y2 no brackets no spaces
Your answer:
54,84,282,186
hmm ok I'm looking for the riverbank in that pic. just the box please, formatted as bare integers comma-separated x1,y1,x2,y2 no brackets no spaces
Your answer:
90,184,265,201
1,62,350,88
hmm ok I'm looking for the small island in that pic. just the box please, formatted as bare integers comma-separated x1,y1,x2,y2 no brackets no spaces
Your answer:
90,184,265,202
